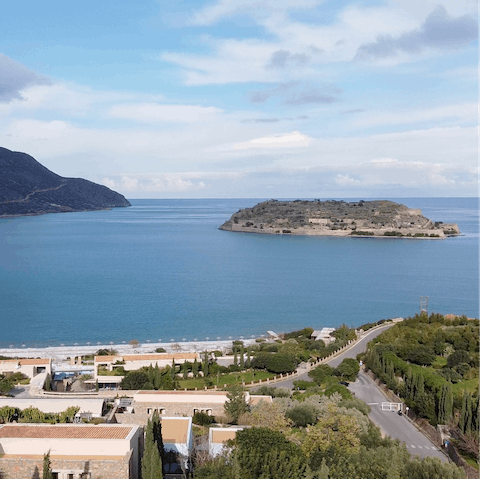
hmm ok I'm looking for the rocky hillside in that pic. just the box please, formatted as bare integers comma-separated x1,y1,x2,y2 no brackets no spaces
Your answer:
0,147,131,217
219,199,460,238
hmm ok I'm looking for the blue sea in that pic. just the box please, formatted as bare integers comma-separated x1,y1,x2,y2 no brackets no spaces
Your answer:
0,198,478,347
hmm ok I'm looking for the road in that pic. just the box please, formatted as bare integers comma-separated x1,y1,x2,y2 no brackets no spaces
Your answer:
272,322,396,389
351,370,446,462
270,322,447,462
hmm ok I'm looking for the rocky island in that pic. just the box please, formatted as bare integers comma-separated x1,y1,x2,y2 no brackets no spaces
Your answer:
0,147,130,217
219,199,460,238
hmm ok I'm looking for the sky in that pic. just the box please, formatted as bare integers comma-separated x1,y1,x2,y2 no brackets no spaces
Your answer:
0,0,477,198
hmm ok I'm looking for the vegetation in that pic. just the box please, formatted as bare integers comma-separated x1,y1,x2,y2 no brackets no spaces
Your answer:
194,393,466,478
42,451,53,479
0,372,29,394
0,405,79,424
364,312,479,464
142,411,164,479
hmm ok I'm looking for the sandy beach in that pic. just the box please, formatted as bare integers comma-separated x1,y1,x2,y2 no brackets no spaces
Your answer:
0,338,260,361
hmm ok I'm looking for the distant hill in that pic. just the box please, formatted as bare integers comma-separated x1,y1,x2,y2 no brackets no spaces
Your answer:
220,199,460,238
0,147,131,217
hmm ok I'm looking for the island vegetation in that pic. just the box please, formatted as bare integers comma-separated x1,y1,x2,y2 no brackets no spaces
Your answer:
219,199,460,238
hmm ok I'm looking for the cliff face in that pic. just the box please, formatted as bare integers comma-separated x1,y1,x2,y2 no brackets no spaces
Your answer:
219,199,460,238
0,147,131,217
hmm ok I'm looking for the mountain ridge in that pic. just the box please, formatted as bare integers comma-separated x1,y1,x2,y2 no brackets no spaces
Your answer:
0,147,130,217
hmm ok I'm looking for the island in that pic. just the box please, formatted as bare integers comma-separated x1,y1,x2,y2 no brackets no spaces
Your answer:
219,199,460,238
0,147,130,217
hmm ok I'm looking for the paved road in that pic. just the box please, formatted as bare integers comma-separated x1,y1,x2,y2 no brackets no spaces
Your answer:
266,322,448,462
271,322,396,389
351,370,447,462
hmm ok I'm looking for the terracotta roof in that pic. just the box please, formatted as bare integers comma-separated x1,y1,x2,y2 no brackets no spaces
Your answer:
95,353,198,363
211,429,238,443
0,425,132,440
94,356,118,362
160,418,190,444
123,353,198,361
0,359,50,366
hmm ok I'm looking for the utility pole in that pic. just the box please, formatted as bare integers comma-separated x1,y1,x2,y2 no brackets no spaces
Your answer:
420,296,429,315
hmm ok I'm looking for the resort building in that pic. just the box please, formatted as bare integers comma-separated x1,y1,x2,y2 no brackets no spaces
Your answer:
209,426,244,458
0,358,52,379
161,417,193,478
311,328,336,344
0,423,142,479
90,353,200,390
114,390,272,425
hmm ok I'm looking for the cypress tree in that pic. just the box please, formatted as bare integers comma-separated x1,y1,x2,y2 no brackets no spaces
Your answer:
142,413,163,479
42,451,53,479
203,351,209,377
233,349,238,368
438,383,453,424
239,346,245,370
444,382,453,424
192,358,199,378
245,349,251,369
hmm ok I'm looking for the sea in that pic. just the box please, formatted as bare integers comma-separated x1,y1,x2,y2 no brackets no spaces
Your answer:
0,197,478,347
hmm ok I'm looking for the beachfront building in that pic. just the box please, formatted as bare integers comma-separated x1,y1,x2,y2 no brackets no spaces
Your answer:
209,426,244,458
115,390,272,425
0,423,142,479
90,352,200,390
311,328,336,344
0,358,52,379
0,397,106,420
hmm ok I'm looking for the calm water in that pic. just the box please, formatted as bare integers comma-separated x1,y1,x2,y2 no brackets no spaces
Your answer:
0,198,478,346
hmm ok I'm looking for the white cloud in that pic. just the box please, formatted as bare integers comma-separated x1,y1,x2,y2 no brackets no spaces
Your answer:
232,131,312,150
190,0,321,25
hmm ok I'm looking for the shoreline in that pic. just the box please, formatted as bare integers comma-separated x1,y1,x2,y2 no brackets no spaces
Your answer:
0,338,260,361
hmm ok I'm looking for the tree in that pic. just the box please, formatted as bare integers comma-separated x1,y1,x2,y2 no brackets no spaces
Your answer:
203,351,209,377
437,382,453,424
286,404,317,427
266,353,297,374
335,358,360,381
142,411,163,479
234,427,307,478
120,370,148,390
224,384,249,424
42,451,53,479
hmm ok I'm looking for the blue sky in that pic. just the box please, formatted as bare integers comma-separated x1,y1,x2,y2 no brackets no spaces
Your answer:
0,0,477,198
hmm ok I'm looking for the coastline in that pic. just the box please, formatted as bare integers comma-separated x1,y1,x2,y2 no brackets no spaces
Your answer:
0,338,259,361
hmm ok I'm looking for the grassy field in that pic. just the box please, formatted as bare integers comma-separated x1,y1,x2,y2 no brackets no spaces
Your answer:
178,370,276,389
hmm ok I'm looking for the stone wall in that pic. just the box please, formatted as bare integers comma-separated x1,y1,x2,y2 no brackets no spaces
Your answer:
0,451,133,479
134,401,223,417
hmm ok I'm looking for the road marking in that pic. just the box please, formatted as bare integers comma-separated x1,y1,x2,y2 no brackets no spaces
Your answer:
410,445,416,448
367,402,379,405
417,446,423,449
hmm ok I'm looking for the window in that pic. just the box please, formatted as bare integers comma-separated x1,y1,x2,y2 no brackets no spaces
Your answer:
52,474,59,479
67,474,74,479
147,408,154,414
158,408,166,415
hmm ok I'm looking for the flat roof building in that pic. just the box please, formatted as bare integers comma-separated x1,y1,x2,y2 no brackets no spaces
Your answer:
0,423,142,479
